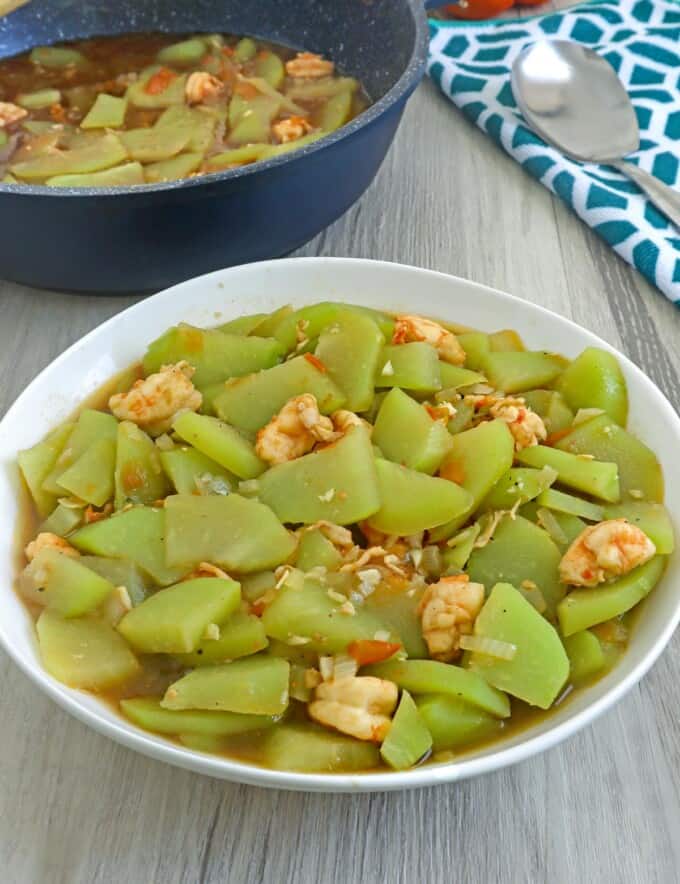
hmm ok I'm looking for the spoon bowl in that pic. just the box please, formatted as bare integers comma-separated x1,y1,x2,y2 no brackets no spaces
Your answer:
512,41,638,162
511,40,680,227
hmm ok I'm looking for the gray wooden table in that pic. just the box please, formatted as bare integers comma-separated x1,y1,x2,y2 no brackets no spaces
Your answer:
2,71,680,884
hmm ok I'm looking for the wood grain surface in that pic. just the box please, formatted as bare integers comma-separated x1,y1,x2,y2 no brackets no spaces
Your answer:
1,12,680,884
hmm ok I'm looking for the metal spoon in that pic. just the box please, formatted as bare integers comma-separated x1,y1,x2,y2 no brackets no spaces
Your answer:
511,40,680,227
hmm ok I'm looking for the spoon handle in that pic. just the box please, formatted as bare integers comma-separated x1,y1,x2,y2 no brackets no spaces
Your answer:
612,160,680,229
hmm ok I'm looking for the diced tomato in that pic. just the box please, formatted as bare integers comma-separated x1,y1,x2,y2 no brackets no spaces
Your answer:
233,80,260,99
347,640,401,666
545,428,572,446
250,599,267,617
183,327,205,353
440,459,465,484
304,353,327,373
444,0,514,19
145,67,177,95
49,103,66,123
122,463,146,491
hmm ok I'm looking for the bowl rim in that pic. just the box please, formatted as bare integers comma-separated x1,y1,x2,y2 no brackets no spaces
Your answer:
1,256,679,793
0,1,429,199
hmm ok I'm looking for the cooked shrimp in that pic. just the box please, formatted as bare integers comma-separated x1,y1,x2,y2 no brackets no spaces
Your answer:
304,520,355,550
392,314,466,365
331,410,365,433
0,102,27,127
424,402,457,423
308,675,398,741
255,394,337,465
285,52,334,79
489,398,547,451
559,518,656,587
272,116,313,143
25,532,79,562
417,574,485,661
185,71,224,105
340,546,388,573
108,361,202,436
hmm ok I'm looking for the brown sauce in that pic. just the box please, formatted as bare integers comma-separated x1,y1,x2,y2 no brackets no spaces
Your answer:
0,33,371,186
13,338,635,775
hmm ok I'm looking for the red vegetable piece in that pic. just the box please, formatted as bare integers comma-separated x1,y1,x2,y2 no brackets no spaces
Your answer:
348,640,401,666
444,0,514,19
145,67,178,95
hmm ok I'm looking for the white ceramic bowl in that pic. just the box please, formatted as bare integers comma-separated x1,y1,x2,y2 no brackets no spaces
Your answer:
0,258,678,793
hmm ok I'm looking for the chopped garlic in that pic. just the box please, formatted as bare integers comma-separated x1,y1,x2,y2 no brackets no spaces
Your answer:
203,623,220,641
474,510,506,548
287,634,312,646
113,585,132,613
357,568,381,597
304,668,322,689
573,407,605,426
318,488,336,502
381,360,394,376
383,554,406,576
275,566,292,590
333,653,359,681
319,656,334,681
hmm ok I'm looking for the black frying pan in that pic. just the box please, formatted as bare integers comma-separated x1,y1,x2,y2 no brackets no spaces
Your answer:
0,0,434,293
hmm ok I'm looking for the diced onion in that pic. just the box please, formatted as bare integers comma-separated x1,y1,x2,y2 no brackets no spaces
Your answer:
446,524,480,549
289,664,312,702
519,586,547,615
238,479,260,496
421,545,442,578
572,407,605,427
154,433,175,451
57,496,87,510
319,656,334,681
410,548,423,569
332,654,359,681
538,465,559,486
537,507,568,545
195,472,230,496
458,635,517,660
461,383,494,395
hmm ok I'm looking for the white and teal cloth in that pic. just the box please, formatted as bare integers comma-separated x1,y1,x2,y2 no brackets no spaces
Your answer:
428,0,680,303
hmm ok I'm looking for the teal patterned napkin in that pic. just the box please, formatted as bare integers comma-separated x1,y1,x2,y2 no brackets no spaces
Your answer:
428,0,680,303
